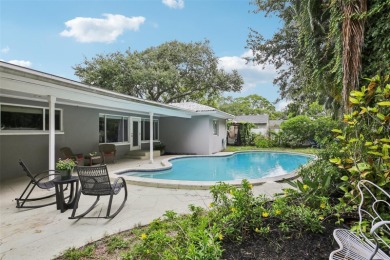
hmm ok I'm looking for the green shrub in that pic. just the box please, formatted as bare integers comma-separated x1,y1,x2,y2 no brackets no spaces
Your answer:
123,206,223,259
254,134,274,148
280,115,314,147
330,75,390,203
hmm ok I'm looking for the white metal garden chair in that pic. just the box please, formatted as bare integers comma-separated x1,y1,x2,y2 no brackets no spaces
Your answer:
330,180,390,260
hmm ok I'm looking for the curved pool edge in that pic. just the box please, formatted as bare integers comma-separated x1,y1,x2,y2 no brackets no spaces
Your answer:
113,151,317,190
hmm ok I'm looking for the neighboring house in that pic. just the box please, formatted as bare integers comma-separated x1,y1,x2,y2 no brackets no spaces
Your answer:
269,120,284,133
0,62,232,180
234,115,269,135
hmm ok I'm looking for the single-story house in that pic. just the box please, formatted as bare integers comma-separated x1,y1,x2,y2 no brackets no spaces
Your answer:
0,61,232,181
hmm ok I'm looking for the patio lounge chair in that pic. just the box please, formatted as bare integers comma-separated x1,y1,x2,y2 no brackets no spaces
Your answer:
59,147,84,166
69,165,127,219
16,159,66,209
99,144,116,164
329,180,390,260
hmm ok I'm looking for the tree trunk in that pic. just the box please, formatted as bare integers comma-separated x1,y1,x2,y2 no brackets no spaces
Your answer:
342,0,367,114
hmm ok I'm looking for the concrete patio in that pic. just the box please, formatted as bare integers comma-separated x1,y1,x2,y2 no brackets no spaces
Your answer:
0,157,291,260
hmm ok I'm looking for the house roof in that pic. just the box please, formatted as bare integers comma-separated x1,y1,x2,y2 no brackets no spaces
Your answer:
0,62,231,119
169,102,233,119
170,102,216,112
234,115,269,124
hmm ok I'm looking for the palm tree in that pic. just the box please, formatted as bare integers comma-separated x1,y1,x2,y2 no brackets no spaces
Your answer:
341,0,367,113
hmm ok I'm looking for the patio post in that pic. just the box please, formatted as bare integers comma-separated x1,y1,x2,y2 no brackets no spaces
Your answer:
48,95,56,179
149,112,154,163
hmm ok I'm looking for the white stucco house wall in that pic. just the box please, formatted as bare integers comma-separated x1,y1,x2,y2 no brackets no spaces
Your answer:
166,102,231,155
0,61,233,180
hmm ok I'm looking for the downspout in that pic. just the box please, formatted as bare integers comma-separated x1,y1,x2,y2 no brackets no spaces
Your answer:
48,95,56,179
149,112,154,163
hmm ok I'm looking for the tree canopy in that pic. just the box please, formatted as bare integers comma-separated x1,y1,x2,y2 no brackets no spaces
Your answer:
247,0,389,117
218,94,284,119
73,40,244,103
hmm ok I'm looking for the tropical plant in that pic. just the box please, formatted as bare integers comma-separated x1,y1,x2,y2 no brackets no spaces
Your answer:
329,75,390,203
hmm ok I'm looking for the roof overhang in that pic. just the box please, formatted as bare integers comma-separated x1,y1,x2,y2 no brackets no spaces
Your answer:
193,110,234,120
0,62,192,118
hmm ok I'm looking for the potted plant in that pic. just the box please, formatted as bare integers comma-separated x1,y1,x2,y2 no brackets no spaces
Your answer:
154,143,166,155
56,158,76,180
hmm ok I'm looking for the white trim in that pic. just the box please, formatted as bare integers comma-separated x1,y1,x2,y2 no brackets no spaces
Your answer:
99,113,129,144
0,102,63,134
48,95,56,175
1,67,193,118
149,112,154,163
0,131,64,135
141,118,159,141
130,117,141,151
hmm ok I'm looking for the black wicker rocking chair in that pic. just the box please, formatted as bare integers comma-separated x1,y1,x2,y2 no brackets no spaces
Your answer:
69,165,127,219
16,159,67,209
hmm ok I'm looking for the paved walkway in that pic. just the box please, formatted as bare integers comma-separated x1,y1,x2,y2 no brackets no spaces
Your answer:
0,157,290,260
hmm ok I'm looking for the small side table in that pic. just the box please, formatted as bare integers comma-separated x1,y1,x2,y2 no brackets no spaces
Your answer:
53,176,79,213
84,155,101,166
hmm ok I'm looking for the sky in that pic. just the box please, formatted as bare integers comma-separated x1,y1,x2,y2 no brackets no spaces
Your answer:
0,0,286,109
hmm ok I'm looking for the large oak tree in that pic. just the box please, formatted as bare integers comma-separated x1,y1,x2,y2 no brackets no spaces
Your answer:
73,40,244,103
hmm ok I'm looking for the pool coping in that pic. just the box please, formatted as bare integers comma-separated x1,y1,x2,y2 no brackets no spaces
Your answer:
114,151,317,190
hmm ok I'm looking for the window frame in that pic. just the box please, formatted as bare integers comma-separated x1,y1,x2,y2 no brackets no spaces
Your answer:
141,118,159,143
0,103,63,135
99,114,130,144
212,119,219,136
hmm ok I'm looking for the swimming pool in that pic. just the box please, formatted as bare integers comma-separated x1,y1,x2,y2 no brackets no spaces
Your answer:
123,152,313,182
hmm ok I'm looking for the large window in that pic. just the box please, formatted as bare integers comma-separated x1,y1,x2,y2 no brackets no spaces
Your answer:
99,114,129,143
141,119,159,141
0,104,62,132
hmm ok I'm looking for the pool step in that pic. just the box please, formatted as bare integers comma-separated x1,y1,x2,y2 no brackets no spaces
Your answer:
125,150,161,160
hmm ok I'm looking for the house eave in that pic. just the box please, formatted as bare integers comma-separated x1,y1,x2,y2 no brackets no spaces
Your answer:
0,62,192,118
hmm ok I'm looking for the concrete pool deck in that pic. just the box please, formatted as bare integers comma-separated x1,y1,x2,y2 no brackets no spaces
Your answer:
0,155,293,260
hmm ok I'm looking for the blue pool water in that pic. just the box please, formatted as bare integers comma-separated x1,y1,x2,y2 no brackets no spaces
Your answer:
124,152,312,181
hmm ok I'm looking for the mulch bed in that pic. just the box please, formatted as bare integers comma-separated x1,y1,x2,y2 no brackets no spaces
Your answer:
221,222,339,260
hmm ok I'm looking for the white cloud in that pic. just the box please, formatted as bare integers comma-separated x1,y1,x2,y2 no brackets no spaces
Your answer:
275,99,291,111
8,60,32,68
1,46,10,54
60,14,146,43
219,50,277,93
162,0,184,9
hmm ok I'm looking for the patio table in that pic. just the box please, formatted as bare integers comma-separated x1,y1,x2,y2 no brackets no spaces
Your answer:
53,176,79,213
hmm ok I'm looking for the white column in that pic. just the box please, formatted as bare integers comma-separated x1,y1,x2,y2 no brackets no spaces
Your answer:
48,95,56,179
149,112,154,164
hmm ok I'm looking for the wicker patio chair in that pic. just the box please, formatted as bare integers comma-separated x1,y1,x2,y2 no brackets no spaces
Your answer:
329,180,390,260
16,159,67,209
69,165,127,219
99,144,116,164
59,147,84,166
